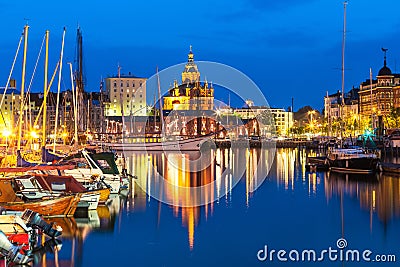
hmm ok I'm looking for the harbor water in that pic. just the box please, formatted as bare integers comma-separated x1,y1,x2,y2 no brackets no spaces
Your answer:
35,148,400,266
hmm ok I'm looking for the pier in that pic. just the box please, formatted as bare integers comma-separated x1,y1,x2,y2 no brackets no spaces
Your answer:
214,139,321,149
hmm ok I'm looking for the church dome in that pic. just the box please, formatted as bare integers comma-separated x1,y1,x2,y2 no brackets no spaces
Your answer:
378,65,392,76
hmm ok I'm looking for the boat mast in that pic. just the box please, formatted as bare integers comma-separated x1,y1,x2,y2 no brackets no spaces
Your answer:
118,65,125,138
68,62,79,147
341,1,347,107
17,25,29,152
53,27,66,153
370,68,373,129
340,1,348,142
75,27,86,133
42,30,49,148
157,67,164,137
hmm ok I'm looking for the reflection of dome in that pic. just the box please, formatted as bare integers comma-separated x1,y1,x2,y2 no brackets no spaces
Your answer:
378,65,392,76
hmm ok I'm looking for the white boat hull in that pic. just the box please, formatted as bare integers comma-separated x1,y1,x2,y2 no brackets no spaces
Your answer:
103,136,212,151
81,192,100,210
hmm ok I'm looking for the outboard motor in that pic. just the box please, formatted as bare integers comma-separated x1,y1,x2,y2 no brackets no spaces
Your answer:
21,210,62,238
0,230,31,264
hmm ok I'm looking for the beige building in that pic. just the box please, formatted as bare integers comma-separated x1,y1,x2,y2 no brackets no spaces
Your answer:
0,84,20,131
232,105,293,136
104,73,147,117
358,62,396,117
358,53,400,132
324,89,359,120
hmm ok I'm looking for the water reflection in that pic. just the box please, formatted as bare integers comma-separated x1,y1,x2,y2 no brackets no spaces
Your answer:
34,197,122,267
31,148,400,265
268,148,322,196
124,148,275,249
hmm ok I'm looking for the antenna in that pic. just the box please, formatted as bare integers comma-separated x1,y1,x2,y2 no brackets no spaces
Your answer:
341,1,348,107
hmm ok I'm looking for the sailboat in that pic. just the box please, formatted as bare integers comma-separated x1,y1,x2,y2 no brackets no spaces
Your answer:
326,2,380,174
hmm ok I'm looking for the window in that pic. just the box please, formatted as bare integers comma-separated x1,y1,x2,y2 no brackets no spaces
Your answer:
132,83,135,87
114,82,117,87
121,82,123,87
126,82,129,87
127,94,129,98
114,110,116,113
114,89,117,93
140,94,142,98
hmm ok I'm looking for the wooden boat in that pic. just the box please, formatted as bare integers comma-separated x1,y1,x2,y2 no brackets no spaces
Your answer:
0,178,80,217
103,134,212,151
14,174,105,209
326,147,380,174
2,195,80,217
36,173,111,204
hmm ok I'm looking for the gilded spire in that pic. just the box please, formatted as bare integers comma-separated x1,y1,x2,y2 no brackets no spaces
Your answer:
188,45,194,62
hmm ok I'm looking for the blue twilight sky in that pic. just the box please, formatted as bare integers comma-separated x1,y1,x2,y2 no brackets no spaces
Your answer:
0,0,399,111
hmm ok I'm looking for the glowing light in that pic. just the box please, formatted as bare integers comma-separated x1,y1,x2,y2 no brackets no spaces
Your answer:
30,131,38,139
2,129,11,138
